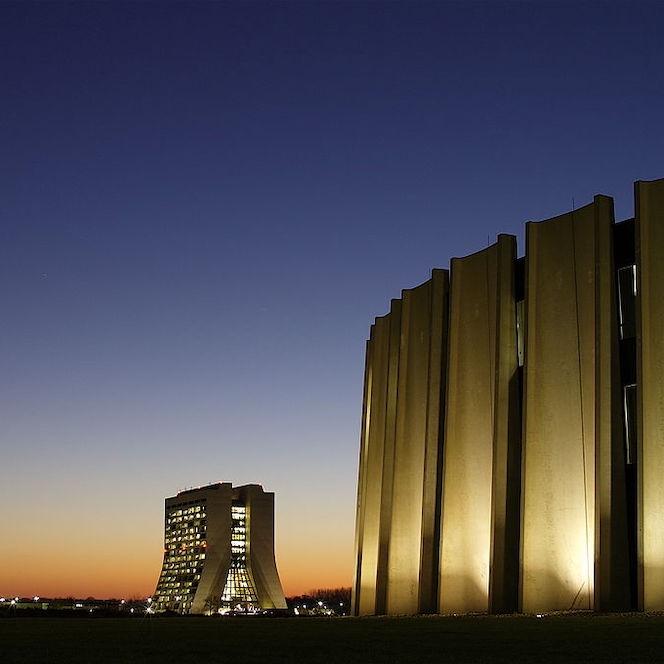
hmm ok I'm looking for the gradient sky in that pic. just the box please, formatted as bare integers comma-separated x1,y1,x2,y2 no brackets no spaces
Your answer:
1,1,663,599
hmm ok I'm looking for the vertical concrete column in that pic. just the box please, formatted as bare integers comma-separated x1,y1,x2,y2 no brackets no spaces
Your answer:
490,235,522,613
386,270,448,614
242,486,287,610
356,316,390,615
352,302,402,616
439,235,519,614
635,178,664,610
521,197,619,613
192,483,233,614
376,301,402,614
594,197,630,612
351,338,372,616
419,270,449,613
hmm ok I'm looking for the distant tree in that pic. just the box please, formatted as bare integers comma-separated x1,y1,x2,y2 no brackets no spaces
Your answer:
285,587,351,614
306,587,351,605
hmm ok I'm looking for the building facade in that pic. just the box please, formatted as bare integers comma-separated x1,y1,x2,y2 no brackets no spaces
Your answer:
154,482,287,614
352,177,664,615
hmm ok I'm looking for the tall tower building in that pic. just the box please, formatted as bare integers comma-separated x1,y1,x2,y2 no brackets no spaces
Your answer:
154,482,287,614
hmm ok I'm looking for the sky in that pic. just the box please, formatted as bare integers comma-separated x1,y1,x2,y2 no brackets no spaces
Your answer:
1,1,663,599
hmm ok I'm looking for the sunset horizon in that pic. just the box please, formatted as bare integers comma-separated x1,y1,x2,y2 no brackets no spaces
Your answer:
3,6,664,659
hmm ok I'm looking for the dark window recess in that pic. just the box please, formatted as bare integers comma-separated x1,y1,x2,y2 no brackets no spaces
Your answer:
514,257,525,367
618,265,637,340
623,384,637,465
516,300,525,367
515,257,525,301
613,218,636,268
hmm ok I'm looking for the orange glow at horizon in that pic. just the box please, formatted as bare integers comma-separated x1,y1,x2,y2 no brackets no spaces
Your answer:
0,491,355,599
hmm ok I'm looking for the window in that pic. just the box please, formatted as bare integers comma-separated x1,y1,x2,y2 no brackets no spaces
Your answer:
516,300,525,367
618,265,637,340
623,384,637,465
221,503,258,609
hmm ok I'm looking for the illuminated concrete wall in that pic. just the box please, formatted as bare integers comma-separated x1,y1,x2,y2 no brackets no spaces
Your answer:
521,196,627,613
636,178,664,610
351,340,372,616
353,178,651,617
190,484,233,615
353,271,448,615
439,234,519,614
386,269,449,615
241,485,287,610
352,302,401,615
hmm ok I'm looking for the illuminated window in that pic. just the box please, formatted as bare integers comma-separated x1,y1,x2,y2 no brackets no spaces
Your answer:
220,503,258,608
155,499,208,612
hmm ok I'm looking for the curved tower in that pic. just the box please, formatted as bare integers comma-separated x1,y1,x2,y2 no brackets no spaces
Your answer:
153,482,287,614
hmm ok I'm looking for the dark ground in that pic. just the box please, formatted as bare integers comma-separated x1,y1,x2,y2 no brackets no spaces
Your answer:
3,613,664,663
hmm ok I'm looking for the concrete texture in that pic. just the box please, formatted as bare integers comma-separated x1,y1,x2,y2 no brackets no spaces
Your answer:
636,178,664,611
439,234,519,614
353,178,653,616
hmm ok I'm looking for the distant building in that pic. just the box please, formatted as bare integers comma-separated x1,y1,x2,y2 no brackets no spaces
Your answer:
154,482,286,614
353,178,664,615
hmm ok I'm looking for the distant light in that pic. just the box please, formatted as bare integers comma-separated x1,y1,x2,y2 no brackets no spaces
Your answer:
536,614,543,618
0,598,5,602
33,596,40,602
14,597,19,601
340,602,344,607
120,600,126,604
10,600,16,605
303,604,307,609
318,601,323,607
75,603,83,608
130,608,135,614
294,608,299,616
147,597,152,603
89,609,93,613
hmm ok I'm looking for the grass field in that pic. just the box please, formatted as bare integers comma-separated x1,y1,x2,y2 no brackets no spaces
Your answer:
3,613,664,663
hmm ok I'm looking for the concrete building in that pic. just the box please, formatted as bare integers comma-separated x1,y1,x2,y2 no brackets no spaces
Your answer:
154,482,287,614
352,177,664,615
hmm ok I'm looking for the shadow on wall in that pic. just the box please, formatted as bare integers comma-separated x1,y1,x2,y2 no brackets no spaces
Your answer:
521,567,593,614
438,573,488,615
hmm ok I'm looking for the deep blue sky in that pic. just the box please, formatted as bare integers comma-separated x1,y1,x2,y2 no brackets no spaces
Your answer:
2,1,663,596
